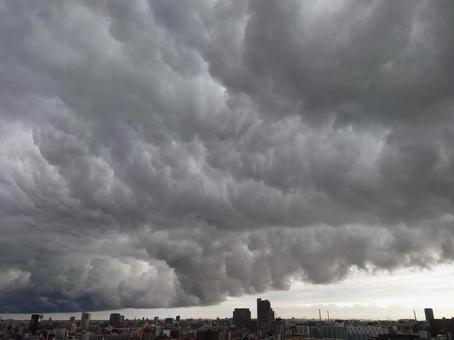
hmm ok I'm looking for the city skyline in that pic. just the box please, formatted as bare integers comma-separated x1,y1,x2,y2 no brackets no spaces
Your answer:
2,304,452,339
0,303,451,323
1,0,454,321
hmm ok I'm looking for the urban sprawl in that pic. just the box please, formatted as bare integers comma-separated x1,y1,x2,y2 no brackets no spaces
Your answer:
1,300,453,340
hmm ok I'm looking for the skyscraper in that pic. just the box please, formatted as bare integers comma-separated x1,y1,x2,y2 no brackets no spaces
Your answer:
29,314,40,335
257,298,273,335
424,308,434,323
233,308,251,328
80,312,91,331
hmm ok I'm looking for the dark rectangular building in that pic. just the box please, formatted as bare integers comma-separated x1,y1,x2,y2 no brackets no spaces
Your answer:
257,298,272,335
424,308,434,322
233,308,251,328
30,314,40,335
109,313,123,328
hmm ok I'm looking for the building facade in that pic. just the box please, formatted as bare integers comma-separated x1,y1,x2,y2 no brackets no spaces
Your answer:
80,312,91,331
233,308,251,329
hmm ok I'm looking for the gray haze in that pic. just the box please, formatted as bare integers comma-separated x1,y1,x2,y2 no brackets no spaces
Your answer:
0,0,454,312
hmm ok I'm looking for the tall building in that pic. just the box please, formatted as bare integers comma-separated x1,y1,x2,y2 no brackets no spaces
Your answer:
29,314,41,335
233,308,251,328
80,312,91,331
109,313,123,328
424,308,434,323
257,298,273,335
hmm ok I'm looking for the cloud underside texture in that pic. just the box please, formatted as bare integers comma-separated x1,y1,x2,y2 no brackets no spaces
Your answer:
1,0,454,312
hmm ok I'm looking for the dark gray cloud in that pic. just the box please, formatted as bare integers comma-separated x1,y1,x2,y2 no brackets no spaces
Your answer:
0,0,454,312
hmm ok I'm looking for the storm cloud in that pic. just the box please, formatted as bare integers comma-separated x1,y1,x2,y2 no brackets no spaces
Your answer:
1,0,454,312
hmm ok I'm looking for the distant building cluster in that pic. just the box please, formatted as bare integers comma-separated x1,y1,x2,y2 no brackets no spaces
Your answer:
0,303,453,340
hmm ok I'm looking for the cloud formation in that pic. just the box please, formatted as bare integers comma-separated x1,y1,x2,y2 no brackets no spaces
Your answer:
1,0,454,312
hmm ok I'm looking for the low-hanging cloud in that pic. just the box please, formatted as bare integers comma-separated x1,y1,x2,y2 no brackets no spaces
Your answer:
1,0,454,312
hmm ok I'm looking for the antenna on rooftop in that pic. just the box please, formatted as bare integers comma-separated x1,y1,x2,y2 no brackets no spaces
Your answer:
327,310,330,320
413,310,417,321
319,309,321,321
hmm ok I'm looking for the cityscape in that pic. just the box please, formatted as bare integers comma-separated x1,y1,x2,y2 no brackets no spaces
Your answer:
1,301,453,340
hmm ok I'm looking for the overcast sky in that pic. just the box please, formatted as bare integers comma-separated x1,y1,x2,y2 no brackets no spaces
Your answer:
1,0,454,318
